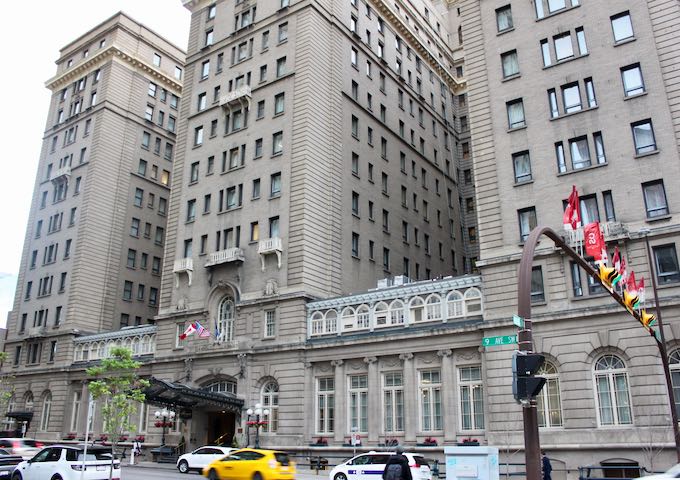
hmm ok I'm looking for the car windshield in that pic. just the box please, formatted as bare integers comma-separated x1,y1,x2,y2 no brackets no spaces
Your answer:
66,450,113,462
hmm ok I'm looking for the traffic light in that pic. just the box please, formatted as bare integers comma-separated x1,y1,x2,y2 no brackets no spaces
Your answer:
623,290,639,313
598,265,621,288
512,352,546,403
640,310,656,329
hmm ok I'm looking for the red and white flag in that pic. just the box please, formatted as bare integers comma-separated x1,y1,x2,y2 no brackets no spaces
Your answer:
584,222,604,261
637,276,646,304
195,321,211,338
179,323,196,340
563,185,581,230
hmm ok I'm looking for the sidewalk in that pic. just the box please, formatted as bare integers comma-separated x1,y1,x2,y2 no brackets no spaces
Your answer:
123,461,330,479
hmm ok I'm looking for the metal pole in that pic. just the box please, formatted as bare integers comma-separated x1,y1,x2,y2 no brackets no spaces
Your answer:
643,233,680,463
255,414,260,448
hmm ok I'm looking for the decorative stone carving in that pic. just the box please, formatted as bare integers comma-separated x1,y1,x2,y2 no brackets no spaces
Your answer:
304,362,313,369
184,358,194,381
177,296,188,311
456,350,480,361
363,356,378,364
208,367,222,377
264,279,279,296
237,353,247,379
330,359,344,367
399,352,414,362
437,349,453,358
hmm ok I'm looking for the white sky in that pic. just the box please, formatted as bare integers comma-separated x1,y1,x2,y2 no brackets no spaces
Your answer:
0,1,191,326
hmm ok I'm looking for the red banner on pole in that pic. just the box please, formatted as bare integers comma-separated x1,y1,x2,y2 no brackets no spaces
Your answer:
584,222,604,260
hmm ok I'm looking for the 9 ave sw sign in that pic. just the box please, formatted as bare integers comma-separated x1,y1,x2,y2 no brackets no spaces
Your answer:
482,335,518,347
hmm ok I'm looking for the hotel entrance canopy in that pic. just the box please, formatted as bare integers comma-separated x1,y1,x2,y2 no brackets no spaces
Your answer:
144,377,244,414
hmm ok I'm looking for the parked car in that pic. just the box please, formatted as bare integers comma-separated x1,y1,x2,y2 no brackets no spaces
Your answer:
0,448,23,478
329,451,432,480
643,464,680,480
202,448,295,480
177,446,234,474
0,440,42,461
12,445,121,480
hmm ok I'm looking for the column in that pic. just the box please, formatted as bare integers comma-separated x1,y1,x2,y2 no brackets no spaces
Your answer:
400,353,416,442
365,356,379,443
438,349,456,442
78,381,89,437
331,359,345,443
304,362,315,443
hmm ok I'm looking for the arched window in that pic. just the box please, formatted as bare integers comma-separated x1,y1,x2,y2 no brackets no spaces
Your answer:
73,344,82,362
389,300,405,325
669,349,680,417
3,395,15,431
325,310,338,333
40,392,52,431
464,288,482,315
425,294,443,321
261,381,279,433
24,392,34,412
374,302,389,326
536,361,562,427
594,355,632,426
141,335,152,354
341,307,356,331
204,380,237,395
82,344,90,361
356,305,370,329
311,312,324,335
218,297,235,343
131,338,140,355
409,297,425,323
447,291,464,318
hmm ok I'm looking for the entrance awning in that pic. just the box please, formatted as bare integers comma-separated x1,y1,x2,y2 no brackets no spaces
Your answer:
144,377,244,414
6,411,33,421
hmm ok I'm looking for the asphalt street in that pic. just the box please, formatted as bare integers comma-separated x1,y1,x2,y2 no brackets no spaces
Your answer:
121,464,330,480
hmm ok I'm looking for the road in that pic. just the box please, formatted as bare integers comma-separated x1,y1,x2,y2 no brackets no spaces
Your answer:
121,465,329,480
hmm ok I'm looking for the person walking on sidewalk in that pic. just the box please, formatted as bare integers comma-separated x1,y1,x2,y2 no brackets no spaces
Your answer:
383,446,413,480
132,439,142,465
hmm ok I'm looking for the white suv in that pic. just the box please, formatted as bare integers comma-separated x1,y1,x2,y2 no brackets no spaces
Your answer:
12,445,121,480
330,451,431,480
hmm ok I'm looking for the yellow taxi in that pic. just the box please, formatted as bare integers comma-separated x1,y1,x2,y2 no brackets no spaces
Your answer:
202,448,296,480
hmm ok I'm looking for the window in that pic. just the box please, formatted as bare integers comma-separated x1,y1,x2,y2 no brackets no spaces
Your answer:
348,375,368,433
201,60,210,79
562,83,581,113
351,116,359,137
383,247,390,271
383,372,404,432
579,195,599,224
270,172,282,197
215,296,235,343
276,57,286,77
250,222,260,242
642,180,668,218
351,232,360,257
261,381,279,432
496,5,513,32
316,377,335,433
208,4,216,19
621,64,645,97
594,355,632,425
190,162,200,183
134,188,144,207
187,199,196,222
153,53,161,67
198,93,207,111
420,370,442,431
155,226,165,245
536,362,563,427
351,192,359,216
653,244,680,284
513,151,532,183
205,29,214,46
569,136,591,169
506,99,525,129
278,22,288,43
531,266,545,303
127,249,137,268
611,12,634,43
554,33,573,61
501,50,519,78
123,281,133,301
272,131,283,154
459,366,484,431
518,207,537,242
40,393,52,430
274,92,285,115
632,119,657,154
130,218,140,237
194,126,204,146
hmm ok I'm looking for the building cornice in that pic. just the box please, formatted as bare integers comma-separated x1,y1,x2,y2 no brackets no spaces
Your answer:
183,0,212,13
45,44,182,93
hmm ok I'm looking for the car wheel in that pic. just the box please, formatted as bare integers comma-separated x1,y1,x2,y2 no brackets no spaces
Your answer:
51,476,63,480
334,474,348,480
11,473,22,480
208,469,220,480
178,460,190,474
253,472,263,480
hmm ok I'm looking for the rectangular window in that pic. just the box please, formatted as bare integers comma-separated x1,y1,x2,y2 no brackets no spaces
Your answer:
643,180,669,218
317,377,335,433
513,151,532,183
531,266,545,303
603,190,616,221
420,369,442,431
541,39,552,67
561,83,581,113
274,92,285,115
123,281,133,301
270,172,282,197
506,99,525,129
383,247,390,271
579,195,600,224
351,232,359,257
272,131,283,155
569,136,591,169
383,372,404,432
348,375,368,433
576,27,588,55
653,245,680,284
501,50,519,78
459,366,484,431
554,33,573,61
621,64,645,96
594,132,606,164
518,207,537,242
264,310,276,338
632,119,656,154
571,262,583,297
611,12,634,43
585,78,596,108
194,126,204,146
496,5,513,32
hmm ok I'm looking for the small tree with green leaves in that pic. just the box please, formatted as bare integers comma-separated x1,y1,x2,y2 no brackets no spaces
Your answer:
0,352,16,417
86,347,149,479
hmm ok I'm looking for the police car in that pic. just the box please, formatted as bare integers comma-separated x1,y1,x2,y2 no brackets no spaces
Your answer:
329,451,432,480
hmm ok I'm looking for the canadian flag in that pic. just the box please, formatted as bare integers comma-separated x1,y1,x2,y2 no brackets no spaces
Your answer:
179,323,196,340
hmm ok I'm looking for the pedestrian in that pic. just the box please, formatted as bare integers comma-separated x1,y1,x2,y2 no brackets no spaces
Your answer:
542,451,552,480
132,439,142,465
383,446,413,480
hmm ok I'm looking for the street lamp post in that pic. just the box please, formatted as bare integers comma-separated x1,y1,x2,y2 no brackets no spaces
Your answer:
246,403,269,448
154,408,175,446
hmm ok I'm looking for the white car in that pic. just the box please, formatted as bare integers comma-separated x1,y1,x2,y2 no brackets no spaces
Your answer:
644,464,680,480
0,440,43,461
330,451,432,480
176,446,234,474
12,445,121,480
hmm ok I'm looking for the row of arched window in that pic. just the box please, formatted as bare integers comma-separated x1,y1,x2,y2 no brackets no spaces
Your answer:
202,379,280,432
2,391,52,432
73,334,155,361
310,288,482,335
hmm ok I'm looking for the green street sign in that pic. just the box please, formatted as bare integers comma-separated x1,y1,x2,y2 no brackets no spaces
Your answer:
482,335,518,347
512,315,525,328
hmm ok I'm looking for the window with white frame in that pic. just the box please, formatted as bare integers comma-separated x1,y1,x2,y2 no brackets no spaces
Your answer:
501,50,519,78
39,392,52,431
317,377,335,433
631,119,656,155
420,369,442,431
348,375,368,433
513,151,532,184
611,12,634,43
534,0,579,19
69,391,81,432
621,64,645,97
536,361,563,427
264,309,276,338
383,372,404,433
459,366,484,431
217,297,235,343
261,381,279,432
506,99,525,129
204,380,237,394
518,207,537,242
594,355,632,426
642,180,668,219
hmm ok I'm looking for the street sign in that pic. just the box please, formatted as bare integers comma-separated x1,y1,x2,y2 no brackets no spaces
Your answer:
512,315,525,328
482,335,518,347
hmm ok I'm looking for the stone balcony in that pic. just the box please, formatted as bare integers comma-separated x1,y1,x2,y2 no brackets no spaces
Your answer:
258,237,283,271
205,247,245,267
563,222,628,248
50,165,71,182
27,326,47,338
173,258,193,287
219,85,251,112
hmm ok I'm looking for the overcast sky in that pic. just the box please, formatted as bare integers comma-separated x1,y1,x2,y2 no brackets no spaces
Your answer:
0,1,191,326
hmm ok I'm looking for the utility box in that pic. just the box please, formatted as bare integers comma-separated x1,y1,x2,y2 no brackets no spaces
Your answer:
444,446,499,480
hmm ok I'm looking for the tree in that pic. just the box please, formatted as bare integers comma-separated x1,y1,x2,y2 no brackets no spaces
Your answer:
0,352,16,420
86,347,149,479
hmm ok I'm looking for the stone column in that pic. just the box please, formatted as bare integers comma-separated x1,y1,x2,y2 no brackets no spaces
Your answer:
304,362,315,443
438,349,455,442
77,381,89,437
400,353,416,442
331,360,345,443
364,356,379,443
